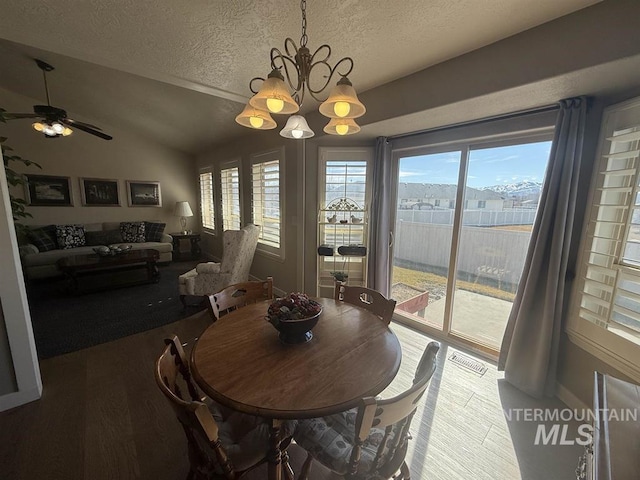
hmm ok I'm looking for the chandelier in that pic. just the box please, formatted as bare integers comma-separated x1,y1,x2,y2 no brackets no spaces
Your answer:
235,0,366,139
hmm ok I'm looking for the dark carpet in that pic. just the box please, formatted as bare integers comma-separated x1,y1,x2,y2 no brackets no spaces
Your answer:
26,261,206,359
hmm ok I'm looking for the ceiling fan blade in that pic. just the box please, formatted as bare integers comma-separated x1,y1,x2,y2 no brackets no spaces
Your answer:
4,112,41,119
64,118,104,131
61,118,113,140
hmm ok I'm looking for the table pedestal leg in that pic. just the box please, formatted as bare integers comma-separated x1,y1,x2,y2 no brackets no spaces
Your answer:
268,419,282,480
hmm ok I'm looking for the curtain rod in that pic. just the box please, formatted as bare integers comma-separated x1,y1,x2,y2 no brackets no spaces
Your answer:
388,103,559,141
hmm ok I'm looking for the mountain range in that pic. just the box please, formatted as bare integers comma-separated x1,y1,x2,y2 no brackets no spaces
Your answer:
481,181,542,197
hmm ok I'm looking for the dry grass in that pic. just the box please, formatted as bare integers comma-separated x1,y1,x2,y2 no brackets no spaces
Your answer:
392,265,516,302
490,224,533,232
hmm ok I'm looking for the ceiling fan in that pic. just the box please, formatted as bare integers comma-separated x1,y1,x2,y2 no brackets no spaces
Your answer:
4,59,112,140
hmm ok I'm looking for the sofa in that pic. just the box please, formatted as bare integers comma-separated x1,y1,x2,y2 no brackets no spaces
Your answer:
19,221,173,280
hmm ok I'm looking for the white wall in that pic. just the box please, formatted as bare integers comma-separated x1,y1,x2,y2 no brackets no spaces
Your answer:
1,88,198,232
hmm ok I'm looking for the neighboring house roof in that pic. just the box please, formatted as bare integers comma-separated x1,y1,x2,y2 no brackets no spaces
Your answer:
398,183,504,201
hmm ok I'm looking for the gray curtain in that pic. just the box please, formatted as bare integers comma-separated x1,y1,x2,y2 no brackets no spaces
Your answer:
368,137,393,297
498,97,587,398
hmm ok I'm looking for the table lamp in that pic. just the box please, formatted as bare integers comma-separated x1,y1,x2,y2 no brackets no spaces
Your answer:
174,201,194,234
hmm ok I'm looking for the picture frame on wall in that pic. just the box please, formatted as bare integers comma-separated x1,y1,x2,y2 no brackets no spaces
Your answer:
80,178,120,206
126,180,162,207
25,174,73,206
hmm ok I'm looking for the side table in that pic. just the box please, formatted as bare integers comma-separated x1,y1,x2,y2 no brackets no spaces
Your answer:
171,233,201,261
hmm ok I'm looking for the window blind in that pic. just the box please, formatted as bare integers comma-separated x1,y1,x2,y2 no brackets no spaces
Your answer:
200,170,215,231
252,159,280,248
221,166,241,231
580,126,640,331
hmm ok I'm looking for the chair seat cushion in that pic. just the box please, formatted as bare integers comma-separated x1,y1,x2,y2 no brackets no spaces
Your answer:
209,402,296,472
294,409,402,476
196,262,221,274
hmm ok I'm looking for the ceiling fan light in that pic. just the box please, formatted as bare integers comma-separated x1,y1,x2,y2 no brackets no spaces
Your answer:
62,127,73,136
43,125,58,136
319,77,366,119
235,101,277,130
51,122,65,134
32,122,45,132
323,117,361,136
280,115,314,139
250,69,299,115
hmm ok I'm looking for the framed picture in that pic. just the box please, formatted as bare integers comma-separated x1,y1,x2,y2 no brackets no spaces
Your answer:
80,178,120,206
25,174,73,206
127,180,162,207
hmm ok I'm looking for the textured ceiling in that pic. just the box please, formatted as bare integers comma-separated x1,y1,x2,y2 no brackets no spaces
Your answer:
0,0,600,154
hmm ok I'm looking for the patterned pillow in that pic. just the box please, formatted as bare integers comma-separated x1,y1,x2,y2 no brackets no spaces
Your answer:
120,222,146,243
28,225,58,252
55,225,86,250
85,229,123,246
144,222,166,242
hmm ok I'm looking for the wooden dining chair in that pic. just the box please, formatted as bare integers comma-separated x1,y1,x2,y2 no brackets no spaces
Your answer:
155,334,294,480
294,341,440,480
207,277,273,321
334,282,397,325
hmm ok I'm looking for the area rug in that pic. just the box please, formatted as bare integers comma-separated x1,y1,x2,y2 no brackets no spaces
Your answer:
26,261,205,359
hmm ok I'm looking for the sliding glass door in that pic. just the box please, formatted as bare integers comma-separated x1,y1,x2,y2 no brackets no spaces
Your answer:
390,136,552,355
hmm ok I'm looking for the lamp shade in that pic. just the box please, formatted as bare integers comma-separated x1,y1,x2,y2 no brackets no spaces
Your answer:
323,117,361,136
235,101,277,130
174,201,194,217
318,77,366,119
280,115,314,139
250,69,299,115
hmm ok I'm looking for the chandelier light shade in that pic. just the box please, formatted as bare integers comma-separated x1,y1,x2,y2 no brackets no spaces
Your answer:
235,101,277,130
280,115,314,139
32,121,73,137
318,77,366,119
174,201,194,233
249,69,299,115
323,117,361,136
236,0,365,138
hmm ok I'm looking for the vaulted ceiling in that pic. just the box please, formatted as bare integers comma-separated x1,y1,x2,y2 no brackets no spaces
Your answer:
0,0,604,154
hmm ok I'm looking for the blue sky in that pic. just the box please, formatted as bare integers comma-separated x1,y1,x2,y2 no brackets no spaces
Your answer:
398,141,552,188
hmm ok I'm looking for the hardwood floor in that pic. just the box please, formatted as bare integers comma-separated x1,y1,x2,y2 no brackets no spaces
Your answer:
0,310,582,479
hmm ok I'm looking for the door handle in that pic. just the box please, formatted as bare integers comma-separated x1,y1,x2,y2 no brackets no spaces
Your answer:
389,230,394,248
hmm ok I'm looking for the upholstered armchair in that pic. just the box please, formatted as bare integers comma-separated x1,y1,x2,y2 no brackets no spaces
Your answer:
178,224,260,306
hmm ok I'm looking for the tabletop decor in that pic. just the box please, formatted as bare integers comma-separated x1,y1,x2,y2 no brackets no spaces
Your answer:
267,292,322,344
93,244,132,257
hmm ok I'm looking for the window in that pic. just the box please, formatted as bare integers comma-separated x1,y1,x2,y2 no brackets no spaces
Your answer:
317,147,372,295
478,200,486,209
220,163,241,231
251,149,283,255
199,169,215,232
577,100,640,342
435,199,440,207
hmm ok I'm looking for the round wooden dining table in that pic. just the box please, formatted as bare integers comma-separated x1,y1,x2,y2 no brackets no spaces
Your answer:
191,296,402,480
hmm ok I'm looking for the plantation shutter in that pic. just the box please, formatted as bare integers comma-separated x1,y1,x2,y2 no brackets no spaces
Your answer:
252,159,280,248
221,166,241,231
200,170,215,231
580,124,640,330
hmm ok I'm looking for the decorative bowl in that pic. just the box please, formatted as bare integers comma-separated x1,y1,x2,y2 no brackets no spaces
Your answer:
266,293,322,344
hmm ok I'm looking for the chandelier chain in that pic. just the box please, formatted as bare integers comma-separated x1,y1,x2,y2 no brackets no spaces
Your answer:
300,0,308,47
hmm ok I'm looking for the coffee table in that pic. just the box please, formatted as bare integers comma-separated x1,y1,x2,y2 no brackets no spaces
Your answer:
57,248,160,294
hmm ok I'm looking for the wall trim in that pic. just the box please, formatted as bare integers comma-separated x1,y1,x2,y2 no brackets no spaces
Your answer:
0,386,41,412
556,382,589,411
567,330,640,385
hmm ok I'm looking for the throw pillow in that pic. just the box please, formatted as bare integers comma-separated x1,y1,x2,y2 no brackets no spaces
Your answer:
120,222,146,243
28,225,58,252
144,222,166,242
55,224,86,249
85,229,123,246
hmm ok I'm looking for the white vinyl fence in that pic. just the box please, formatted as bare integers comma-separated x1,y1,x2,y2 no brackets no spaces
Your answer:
393,221,531,288
396,209,537,227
